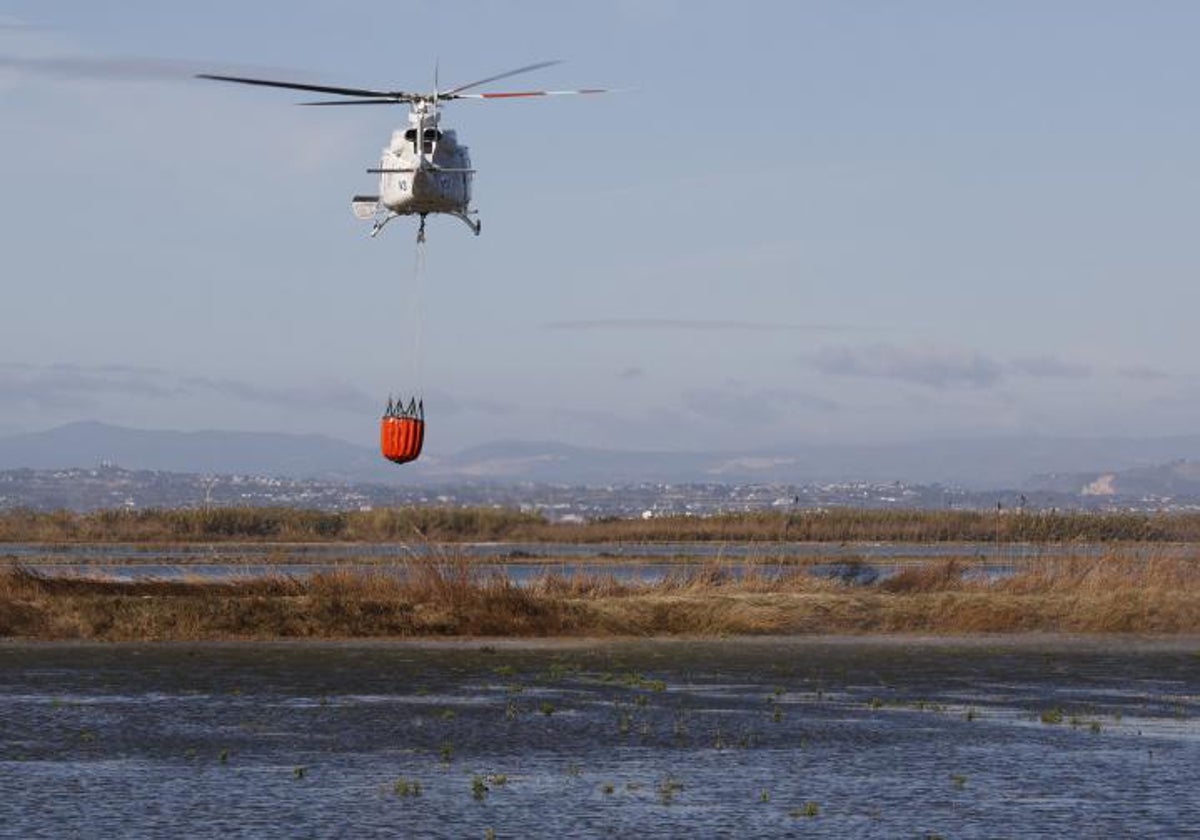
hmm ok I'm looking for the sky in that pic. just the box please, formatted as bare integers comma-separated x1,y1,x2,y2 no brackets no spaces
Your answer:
3,1,1200,456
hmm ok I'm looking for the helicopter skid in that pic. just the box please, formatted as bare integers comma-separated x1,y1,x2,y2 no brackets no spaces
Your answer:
366,208,479,241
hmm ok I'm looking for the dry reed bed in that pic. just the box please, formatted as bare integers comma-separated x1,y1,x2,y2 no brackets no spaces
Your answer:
0,507,1194,544
1,554,1197,640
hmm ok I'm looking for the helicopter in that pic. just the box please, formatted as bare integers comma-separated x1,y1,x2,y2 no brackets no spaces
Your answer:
197,61,608,242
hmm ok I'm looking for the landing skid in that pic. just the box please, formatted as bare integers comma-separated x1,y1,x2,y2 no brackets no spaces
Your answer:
369,210,480,241
370,212,397,238
451,211,482,237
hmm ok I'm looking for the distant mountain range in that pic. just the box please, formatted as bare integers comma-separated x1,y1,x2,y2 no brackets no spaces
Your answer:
6,421,1200,490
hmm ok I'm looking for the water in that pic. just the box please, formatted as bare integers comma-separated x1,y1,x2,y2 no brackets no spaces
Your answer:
1,538,1142,584
2,560,917,585
0,539,1139,563
1,638,1196,837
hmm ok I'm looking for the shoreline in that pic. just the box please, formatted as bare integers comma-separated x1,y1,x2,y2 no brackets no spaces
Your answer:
5,632,1199,649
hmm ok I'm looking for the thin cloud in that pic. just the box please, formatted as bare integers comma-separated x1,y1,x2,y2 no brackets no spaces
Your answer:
1010,355,1092,379
0,363,372,412
1119,365,1172,382
682,385,839,425
618,366,645,380
545,318,863,333
182,376,376,413
0,53,298,83
813,343,1004,389
0,363,177,408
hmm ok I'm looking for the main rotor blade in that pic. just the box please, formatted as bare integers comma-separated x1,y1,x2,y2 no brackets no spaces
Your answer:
300,98,408,105
451,88,610,100
196,73,407,99
441,60,561,97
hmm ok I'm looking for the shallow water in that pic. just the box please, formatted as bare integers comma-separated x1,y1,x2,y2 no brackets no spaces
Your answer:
0,537,1141,584
0,538,1139,563
4,559,936,585
1,638,1197,838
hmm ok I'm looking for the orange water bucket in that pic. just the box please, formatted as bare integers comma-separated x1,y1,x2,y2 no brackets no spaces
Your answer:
380,415,425,464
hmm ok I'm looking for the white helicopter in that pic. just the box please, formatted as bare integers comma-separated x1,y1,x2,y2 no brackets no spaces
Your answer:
197,61,607,241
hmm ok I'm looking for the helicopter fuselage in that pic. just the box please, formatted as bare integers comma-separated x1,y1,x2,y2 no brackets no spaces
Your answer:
378,124,472,215
353,106,480,239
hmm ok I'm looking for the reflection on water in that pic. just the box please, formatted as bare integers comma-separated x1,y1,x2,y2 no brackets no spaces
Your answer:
0,638,1197,837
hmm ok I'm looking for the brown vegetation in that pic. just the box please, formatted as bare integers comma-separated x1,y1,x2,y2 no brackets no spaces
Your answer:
2,553,1197,640
0,506,1195,544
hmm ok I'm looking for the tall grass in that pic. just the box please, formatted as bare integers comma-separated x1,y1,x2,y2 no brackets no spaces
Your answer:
3,551,1197,639
0,507,1193,544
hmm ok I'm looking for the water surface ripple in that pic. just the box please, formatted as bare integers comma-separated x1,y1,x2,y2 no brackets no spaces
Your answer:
0,638,1196,838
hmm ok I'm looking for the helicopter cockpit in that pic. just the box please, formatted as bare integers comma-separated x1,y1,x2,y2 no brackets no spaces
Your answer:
404,127,442,154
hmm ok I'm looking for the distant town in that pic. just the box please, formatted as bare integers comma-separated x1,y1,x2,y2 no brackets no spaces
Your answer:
3,464,1197,519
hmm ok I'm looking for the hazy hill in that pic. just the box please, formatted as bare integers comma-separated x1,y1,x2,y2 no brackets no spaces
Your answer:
1027,459,1200,498
6,422,1200,488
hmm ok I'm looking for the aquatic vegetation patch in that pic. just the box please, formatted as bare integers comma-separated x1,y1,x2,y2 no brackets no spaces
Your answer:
656,775,684,805
1040,707,1064,725
393,777,422,797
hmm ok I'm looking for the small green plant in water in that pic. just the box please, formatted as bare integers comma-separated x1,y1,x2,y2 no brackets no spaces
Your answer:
759,790,771,803
1090,721,1102,734
950,774,967,789
219,749,230,764
657,776,684,805
393,777,422,797
439,743,454,764
471,775,489,800
869,697,884,709
440,708,458,720
790,801,820,818
965,707,977,722
1040,708,1064,725
539,701,556,716
293,766,307,780
602,783,615,795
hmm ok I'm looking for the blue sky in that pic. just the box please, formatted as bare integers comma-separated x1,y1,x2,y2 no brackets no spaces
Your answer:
3,2,1199,455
